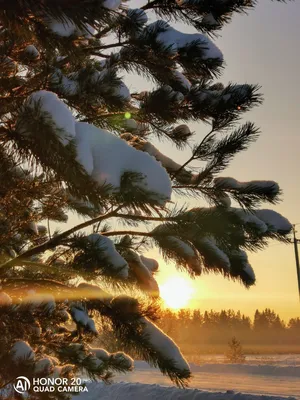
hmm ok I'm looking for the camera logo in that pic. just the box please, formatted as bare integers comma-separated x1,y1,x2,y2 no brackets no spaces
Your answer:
13,376,31,394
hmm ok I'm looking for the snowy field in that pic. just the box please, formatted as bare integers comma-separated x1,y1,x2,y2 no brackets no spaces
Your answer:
75,382,299,400
76,355,300,399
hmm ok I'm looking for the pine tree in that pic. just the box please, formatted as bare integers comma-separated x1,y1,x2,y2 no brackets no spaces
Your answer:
225,336,246,364
0,0,292,398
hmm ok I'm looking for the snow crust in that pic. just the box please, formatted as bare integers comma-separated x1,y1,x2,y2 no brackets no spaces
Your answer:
70,306,89,326
167,236,201,273
114,81,131,101
28,91,76,145
88,346,133,369
243,263,255,281
24,45,40,58
34,358,53,374
11,341,35,362
75,122,172,202
128,8,148,25
28,221,39,235
103,0,122,10
231,249,255,281
112,352,134,370
149,21,223,60
51,70,80,96
1,57,17,75
70,304,98,333
126,251,159,293
172,124,192,137
88,347,110,361
140,255,159,272
233,209,268,234
124,118,139,132
200,237,231,270
140,317,190,373
143,142,182,172
173,70,191,91
168,236,195,257
255,210,292,233
87,233,129,278
214,177,280,195
74,381,298,400
52,68,130,100
47,17,77,37
23,91,172,203
46,17,96,38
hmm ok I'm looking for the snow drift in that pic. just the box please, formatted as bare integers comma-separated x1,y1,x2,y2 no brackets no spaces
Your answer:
73,382,298,400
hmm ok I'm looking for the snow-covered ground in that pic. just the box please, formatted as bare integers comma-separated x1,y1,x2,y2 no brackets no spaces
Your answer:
75,355,300,399
75,382,299,400
113,361,300,398
188,354,300,367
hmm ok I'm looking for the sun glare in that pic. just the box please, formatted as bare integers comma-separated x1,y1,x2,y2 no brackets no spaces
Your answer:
160,277,194,310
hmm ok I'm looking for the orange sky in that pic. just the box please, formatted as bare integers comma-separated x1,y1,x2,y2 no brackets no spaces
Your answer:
62,1,300,321
126,0,300,320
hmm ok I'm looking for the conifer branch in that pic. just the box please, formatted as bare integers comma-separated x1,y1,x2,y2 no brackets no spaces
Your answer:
171,128,215,179
116,213,173,222
0,206,124,272
103,230,152,237
142,0,161,10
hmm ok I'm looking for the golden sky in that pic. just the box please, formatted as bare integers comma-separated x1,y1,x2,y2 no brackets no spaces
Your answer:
62,1,300,321
126,0,300,320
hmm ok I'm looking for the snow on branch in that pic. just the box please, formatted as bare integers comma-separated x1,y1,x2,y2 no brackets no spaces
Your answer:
45,16,96,38
140,256,159,273
171,70,192,93
75,122,172,203
23,91,76,146
122,133,195,184
255,210,292,234
195,237,230,271
164,236,202,274
19,91,172,205
147,21,223,61
70,303,98,334
124,249,159,295
214,177,280,196
103,0,122,10
10,340,35,363
232,208,269,234
87,233,129,278
140,317,191,383
229,249,256,286
232,208,292,235
52,66,131,102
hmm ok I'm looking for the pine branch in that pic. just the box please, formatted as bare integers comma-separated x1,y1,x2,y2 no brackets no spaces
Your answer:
0,206,124,272
171,128,215,179
142,0,162,10
116,213,173,222
103,230,152,237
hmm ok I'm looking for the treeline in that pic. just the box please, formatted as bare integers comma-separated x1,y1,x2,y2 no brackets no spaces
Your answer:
156,309,300,348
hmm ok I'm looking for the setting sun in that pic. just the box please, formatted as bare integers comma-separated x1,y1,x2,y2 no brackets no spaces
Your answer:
160,277,194,310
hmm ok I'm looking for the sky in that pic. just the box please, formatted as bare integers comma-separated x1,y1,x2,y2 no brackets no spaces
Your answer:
64,1,300,321
124,0,300,320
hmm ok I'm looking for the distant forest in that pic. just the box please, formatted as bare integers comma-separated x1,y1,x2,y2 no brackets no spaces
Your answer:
155,309,300,354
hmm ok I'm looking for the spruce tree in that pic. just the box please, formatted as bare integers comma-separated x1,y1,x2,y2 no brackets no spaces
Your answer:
225,336,246,364
0,0,292,398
